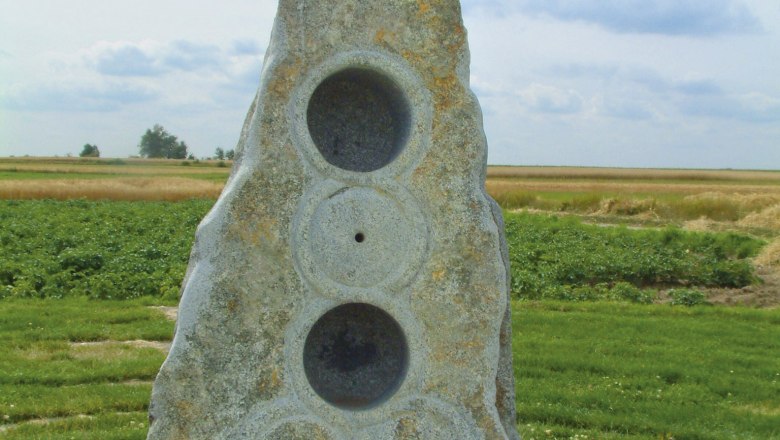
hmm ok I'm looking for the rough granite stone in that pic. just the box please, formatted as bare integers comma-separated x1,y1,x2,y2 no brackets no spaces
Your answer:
147,1,519,438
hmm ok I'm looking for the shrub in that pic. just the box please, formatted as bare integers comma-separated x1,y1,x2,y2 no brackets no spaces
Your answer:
491,190,537,210
668,288,708,306
611,282,655,304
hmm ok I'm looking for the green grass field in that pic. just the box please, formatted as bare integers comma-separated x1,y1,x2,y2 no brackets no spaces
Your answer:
1,299,777,439
0,299,169,439
514,301,780,439
1,161,778,438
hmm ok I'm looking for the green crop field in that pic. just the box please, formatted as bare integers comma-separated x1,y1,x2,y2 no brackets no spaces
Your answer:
0,200,767,303
1,160,779,438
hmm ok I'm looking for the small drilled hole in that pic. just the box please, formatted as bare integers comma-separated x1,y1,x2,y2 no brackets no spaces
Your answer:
354,233,365,243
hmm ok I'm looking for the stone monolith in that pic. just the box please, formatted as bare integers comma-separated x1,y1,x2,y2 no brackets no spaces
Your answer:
147,1,519,438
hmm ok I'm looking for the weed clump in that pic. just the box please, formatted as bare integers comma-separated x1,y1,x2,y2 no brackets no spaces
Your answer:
668,288,709,306
486,181,538,209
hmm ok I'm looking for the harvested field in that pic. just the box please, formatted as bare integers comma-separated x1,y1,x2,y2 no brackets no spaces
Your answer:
0,163,229,176
738,204,780,230
0,178,223,201
488,166,780,184
0,156,231,168
0,157,231,180
486,179,780,196
755,238,780,268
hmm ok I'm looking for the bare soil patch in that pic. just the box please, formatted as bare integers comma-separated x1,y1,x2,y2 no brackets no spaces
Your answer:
70,340,171,353
150,306,178,321
704,267,780,308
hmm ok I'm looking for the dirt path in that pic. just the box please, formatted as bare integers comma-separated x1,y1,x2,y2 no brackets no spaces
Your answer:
70,340,172,353
0,412,144,434
149,305,178,321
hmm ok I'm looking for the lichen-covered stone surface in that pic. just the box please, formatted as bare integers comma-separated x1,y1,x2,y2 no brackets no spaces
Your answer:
147,1,519,439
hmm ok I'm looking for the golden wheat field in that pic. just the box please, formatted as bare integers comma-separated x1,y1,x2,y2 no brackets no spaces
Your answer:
0,178,225,201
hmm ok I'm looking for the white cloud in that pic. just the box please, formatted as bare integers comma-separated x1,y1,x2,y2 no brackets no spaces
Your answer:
89,42,165,77
0,81,159,112
1,0,779,168
463,0,761,36
84,40,247,77
600,97,656,121
231,39,264,56
518,84,584,114
678,92,780,123
162,41,224,71
2,38,265,115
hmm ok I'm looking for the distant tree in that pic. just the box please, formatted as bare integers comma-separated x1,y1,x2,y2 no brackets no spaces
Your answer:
225,149,235,160
214,147,225,160
138,124,188,159
79,143,100,157
187,153,195,160
170,141,188,160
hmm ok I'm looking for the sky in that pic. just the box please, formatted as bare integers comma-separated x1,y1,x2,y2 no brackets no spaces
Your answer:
1,0,779,169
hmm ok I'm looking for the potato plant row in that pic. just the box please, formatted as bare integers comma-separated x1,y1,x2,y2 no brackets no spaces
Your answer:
0,200,765,302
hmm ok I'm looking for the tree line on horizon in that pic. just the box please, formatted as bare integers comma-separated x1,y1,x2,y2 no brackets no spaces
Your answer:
78,124,234,160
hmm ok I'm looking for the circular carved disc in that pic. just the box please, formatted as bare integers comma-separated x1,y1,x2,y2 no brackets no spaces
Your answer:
308,187,416,288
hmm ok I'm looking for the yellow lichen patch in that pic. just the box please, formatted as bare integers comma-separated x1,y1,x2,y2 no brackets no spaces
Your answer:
373,27,399,51
269,57,303,96
433,74,462,111
226,217,278,247
400,50,424,68
462,386,505,437
173,399,196,424
394,416,422,438
459,338,484,350
257,366,284,398
374,28,387,44
417,0,431,16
